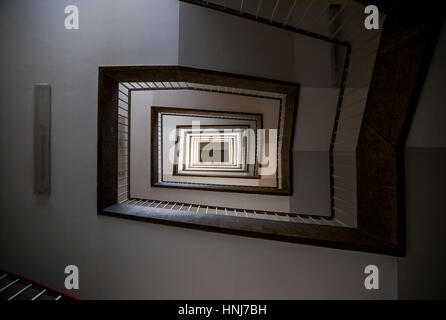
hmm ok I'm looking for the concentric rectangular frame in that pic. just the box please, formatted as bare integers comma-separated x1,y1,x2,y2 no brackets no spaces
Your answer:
156,109,262,181
174,125,253,177
150,87,292,194
97,47,436,255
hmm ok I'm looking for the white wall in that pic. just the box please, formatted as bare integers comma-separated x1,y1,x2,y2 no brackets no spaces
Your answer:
0,0,397,299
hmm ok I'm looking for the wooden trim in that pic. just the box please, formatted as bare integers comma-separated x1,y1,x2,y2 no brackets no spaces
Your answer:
97,71,119,210
100,66,299,92
156,112,261,180
356,4,445,254
102,203,397,255
127,90,132,200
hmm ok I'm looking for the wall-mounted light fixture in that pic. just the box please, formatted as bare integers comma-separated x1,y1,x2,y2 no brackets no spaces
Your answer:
33,84,51,194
